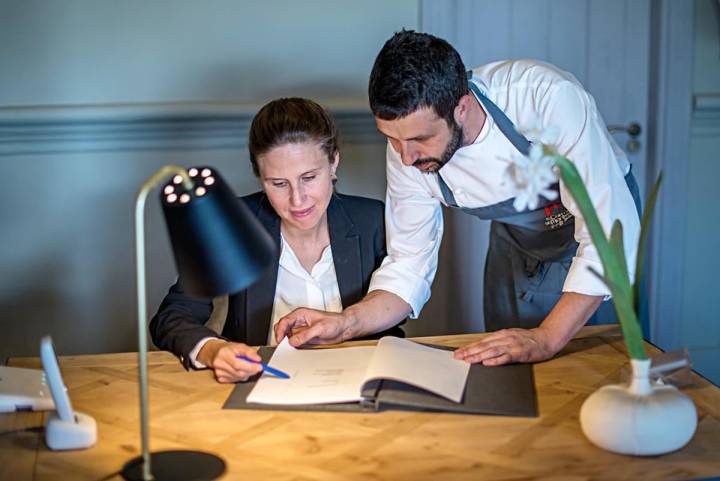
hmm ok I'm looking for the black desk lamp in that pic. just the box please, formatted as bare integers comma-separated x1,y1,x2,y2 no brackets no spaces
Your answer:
121,165,275,481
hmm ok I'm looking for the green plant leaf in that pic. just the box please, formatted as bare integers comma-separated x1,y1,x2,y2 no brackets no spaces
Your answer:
609,220,629,285
604,280,646,359
588,265,645,359
633,173,663,313
554,157,612,257
554,155,646,359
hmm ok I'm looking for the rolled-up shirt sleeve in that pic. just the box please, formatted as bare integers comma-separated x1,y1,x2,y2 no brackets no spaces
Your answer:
368,144,444,317
542,81,640,296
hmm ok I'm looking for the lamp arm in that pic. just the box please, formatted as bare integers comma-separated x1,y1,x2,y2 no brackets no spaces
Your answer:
134,165,192,481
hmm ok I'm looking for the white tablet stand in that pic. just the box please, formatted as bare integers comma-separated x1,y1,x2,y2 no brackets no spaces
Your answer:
40,336,97,450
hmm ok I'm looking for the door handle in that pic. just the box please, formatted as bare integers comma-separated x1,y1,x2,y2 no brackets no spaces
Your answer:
607,122,642,152
607,122,642,137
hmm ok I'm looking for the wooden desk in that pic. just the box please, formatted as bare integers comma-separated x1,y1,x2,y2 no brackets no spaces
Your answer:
2,326,719,481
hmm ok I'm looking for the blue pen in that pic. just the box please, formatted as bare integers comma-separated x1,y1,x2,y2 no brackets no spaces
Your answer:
237,356,290,379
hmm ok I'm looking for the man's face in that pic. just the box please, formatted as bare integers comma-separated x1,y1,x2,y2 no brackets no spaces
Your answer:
375,106,464,173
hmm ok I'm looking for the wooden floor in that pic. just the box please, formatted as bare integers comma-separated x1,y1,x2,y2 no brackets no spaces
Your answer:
2,325,719,481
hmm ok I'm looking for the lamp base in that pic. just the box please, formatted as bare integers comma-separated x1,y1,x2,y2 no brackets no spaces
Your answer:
121,450,226,481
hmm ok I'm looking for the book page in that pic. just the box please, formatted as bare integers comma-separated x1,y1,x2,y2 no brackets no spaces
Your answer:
246,338,375,405
362,337,470,403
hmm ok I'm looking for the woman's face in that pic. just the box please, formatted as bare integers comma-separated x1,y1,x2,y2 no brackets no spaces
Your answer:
257,141,338,234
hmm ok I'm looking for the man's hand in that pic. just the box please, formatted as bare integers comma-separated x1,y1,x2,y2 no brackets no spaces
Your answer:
453,327,559,366
274,308,352,347
274,291,411,348
455,292,604,366
197,339,262,383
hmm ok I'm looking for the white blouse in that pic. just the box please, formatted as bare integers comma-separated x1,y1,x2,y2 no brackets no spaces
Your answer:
189,235,343,368
266,235,343,346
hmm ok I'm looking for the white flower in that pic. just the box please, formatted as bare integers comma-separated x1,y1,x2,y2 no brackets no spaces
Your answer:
517,116,560,146
504,143,558,211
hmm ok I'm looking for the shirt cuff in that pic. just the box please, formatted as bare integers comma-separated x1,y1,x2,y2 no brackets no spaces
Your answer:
562,256,612,298
188,336,221,369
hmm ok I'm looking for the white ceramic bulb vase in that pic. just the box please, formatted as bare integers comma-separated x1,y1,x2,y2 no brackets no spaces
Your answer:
580,358,697,456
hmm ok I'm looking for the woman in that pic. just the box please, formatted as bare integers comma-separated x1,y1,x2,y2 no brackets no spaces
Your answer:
149,98,402,383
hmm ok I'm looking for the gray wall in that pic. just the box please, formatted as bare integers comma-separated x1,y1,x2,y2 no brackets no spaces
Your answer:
0,0,419,361
0,0,414,105
2,0,718,388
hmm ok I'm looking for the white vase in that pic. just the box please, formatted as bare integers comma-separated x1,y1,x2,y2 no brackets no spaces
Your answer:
579,358,697,455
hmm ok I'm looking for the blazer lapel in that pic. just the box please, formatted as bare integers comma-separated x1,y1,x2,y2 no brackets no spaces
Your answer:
245,196,281,345
328,195,364,307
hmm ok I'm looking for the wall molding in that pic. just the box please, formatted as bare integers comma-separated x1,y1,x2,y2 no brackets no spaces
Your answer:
694,93,720,112
693,93,720,137
692,118,720,138
0,101,383,156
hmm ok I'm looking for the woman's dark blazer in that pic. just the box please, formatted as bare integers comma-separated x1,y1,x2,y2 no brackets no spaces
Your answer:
149,191,404,369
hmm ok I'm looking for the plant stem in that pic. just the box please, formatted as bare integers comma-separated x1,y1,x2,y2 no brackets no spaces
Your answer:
554,157,646,359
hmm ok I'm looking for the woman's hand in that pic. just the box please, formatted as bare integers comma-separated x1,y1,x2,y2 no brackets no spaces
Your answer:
197,339,263,383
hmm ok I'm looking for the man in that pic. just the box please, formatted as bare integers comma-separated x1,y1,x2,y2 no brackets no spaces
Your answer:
275,30,640,365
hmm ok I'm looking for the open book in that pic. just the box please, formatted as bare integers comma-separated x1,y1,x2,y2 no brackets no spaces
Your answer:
225,337,538,416
246,336,470,405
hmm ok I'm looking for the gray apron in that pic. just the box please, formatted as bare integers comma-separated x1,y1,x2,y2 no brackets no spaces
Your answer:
437,79,642,331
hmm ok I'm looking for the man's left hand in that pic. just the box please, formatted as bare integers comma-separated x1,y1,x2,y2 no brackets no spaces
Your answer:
453,327,559,365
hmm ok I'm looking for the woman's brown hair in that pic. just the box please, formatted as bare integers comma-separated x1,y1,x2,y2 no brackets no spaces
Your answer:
248,98,340,176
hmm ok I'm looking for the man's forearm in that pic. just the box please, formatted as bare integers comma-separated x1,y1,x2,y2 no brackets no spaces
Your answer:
453,292,604,366
342,290,413,340
539,292,603,354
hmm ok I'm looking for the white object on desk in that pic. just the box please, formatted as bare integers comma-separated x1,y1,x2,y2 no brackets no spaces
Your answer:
40,336,97,450
580,358,697,455
0,365,55,413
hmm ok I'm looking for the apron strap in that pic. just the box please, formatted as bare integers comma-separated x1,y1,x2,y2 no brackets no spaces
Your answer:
466,72,531,156
436,72,534,206
437,174,459,207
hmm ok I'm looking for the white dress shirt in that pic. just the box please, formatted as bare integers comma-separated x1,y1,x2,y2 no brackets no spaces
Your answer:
368,59,640,317
266,235,343,346
189,235,343,367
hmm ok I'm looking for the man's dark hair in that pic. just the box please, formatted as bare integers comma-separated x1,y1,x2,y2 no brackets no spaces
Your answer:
369,30,468,123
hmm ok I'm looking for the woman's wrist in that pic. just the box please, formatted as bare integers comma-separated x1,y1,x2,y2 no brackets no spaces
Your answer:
197,339,227,366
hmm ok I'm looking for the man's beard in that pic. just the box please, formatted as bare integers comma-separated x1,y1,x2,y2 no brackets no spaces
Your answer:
413,120,464,173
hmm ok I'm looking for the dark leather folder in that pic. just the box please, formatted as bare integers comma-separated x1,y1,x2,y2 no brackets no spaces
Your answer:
223,344,538,417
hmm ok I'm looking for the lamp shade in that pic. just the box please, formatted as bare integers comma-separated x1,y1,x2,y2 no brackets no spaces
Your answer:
160,166,276,298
